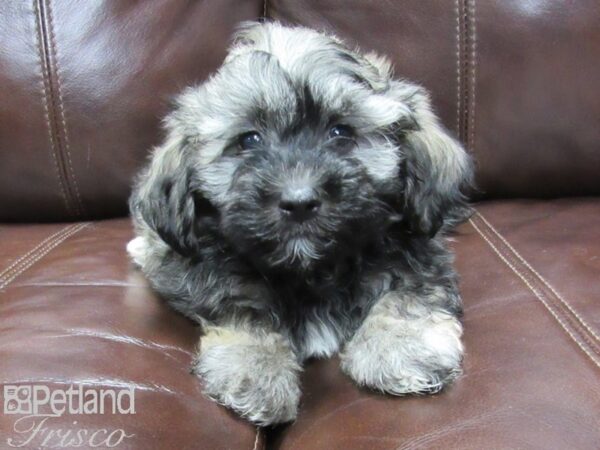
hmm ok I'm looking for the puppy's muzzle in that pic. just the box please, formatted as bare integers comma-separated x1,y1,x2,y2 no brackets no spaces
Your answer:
279,185,321,222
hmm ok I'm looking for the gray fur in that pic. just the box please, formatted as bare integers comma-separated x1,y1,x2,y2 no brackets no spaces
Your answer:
128,22,472,425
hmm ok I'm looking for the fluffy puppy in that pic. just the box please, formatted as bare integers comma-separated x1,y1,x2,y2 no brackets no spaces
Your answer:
128,22,472,425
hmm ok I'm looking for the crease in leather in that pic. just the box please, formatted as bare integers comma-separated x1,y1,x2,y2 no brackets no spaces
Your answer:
0,222,89,291
13,281,148,288
396,405,563,450
46,329,194,358
284,398,372,450
398,408,512,450
33,0,85,218
0,377,177,395
469,212,600,369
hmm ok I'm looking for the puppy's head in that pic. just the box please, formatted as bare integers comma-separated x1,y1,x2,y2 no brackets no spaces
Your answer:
132,22,472,270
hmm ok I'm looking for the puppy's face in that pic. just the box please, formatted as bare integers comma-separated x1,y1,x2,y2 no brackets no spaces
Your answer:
217,98,399,269
141,23,471,270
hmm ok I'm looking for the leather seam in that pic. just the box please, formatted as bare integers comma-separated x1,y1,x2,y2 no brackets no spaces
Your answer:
38,0,76,216
467,0,477,152
455,0,462,137
0,223,87,290
0,225,77,281
456,0,477,151
472,213,600,358
46,0,85,217
460,0,468,145
469,214,600,369
0,231,74,287
0,223,90,291
476,212,600,344
32,0,71,216
263,0,267,18
34,0,83,218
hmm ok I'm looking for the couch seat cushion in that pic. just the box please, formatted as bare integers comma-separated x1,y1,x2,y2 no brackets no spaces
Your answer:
0,219,263,450
1,199,598,449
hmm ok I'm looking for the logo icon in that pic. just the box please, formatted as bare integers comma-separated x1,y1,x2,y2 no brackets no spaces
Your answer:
3,385,32,415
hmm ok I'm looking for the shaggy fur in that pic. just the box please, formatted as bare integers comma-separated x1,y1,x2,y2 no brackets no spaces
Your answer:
128,22,472,425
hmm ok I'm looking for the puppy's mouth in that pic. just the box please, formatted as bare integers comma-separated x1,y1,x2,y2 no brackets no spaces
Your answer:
282,236,324,262
281,219,321,237
278,211,338,244
222,186,389,271
246,212,332,269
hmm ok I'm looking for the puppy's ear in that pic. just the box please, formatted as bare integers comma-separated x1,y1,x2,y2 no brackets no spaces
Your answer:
390,82,473,237
130,133,210,257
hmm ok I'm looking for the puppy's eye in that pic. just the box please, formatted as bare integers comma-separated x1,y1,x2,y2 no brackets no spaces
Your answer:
238,131,263,150
328,124,354,139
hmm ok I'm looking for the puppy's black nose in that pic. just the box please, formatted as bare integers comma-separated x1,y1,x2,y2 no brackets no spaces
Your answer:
279,187,321,221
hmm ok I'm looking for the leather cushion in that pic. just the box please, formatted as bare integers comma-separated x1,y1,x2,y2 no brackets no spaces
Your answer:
0,219,263,450
3,1,600,221
1,200,598,448
0,0,263,221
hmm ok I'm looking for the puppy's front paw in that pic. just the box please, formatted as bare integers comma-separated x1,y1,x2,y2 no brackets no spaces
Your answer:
193,328,301,426
341,312,463,395
126,236,149,267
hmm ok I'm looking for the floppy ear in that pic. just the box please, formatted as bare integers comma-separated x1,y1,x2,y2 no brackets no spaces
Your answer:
331,49,472,237
129,132,213,257
390,82,473,237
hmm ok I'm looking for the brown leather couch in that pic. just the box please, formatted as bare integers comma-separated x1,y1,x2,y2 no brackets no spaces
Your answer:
1,1,599,449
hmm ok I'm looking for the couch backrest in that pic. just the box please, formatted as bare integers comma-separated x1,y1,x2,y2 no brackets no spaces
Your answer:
0,0,263,221
1,0,599,222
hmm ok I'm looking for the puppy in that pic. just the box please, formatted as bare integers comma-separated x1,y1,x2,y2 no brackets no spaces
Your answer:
128,22,472,425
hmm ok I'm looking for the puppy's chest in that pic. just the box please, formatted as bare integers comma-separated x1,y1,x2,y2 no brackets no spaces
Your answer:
276,276,382,360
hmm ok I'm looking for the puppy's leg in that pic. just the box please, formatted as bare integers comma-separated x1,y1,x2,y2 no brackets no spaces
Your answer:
193,325,301,426
341,290,463,395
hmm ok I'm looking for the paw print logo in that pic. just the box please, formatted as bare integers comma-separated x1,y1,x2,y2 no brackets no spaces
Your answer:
3,385,32,414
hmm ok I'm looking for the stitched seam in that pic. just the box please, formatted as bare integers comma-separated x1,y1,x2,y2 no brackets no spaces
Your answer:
467,0,477,152
0,227,78,286
472,214,600,356
455,0,462,137
0,223,90,291
470,217,600,368
0,225,76,280
33,0,72,216
469,217,600,369
0,223,87,289
38,0,77,216
476,212,600,343
46,0,85,217
475,215,600,356
456,0,477,152
460,0,469,146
